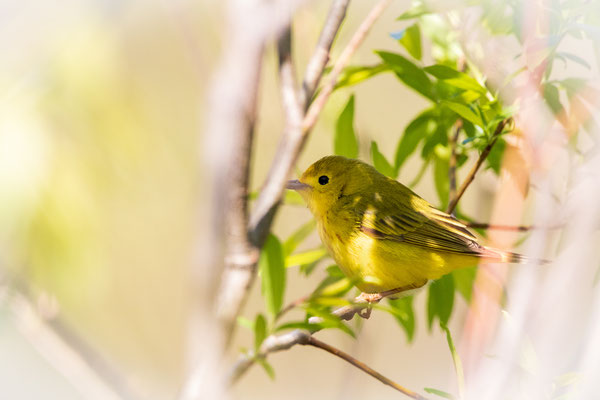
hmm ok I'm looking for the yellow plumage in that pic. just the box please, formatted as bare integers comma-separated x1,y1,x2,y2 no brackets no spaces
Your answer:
287,156,527,294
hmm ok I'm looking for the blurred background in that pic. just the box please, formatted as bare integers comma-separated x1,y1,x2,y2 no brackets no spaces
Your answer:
1,0,598,399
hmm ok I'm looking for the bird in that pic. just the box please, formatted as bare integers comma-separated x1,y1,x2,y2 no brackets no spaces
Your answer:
286,155,534,302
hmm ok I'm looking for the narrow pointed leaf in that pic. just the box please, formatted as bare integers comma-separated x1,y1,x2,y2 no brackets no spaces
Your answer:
371,141,396,177
259,235,286,318
334,95,359,158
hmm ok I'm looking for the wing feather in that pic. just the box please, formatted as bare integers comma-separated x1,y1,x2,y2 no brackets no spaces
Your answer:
356,189,484,256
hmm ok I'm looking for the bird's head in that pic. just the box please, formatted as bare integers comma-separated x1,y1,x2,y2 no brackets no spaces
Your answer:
286,156,376,217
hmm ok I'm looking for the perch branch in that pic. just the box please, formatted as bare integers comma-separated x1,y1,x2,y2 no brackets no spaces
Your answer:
447,118,512,214
229,329,429,400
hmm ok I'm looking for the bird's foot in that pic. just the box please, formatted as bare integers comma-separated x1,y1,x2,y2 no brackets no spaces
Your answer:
354,292,384,319
356,292,384,303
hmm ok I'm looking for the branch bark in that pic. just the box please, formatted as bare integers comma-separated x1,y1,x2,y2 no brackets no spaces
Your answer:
447,118,512,214
229,329,430,400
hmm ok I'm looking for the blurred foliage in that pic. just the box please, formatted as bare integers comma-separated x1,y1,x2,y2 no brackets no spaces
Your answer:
245,0,599,398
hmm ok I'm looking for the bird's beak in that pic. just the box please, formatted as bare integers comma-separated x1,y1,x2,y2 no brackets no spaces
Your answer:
286,179,311,191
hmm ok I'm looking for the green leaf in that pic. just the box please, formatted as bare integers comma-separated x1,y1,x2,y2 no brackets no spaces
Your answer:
335,64,390,90
237,316,254,331
255,357,275,380
433,144,450,209
283,220,316,256
315,277,354,298
285,247,328,268
376,51,435,100
443,101,484,127
397,3,430,20
542,83,564,116
395,111,435,172
283,190,306,206
370,141,396,177
254,313,267,351
452,267,477,302
259,235,286,318
441,322,465,399
387,296,416,342
486,136,506,174
334,95,359,158
427,274,455,330
424,64,487,94
305,307,356,338
424,387,456,399
399,24,422,60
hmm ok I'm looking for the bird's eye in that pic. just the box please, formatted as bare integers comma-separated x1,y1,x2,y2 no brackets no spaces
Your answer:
318,175,329,185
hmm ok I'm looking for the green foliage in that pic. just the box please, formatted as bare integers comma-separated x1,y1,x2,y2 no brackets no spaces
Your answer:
376,51,435,100
452,267,477,302
441,322,465,399
427,274,455,330
259,234,286,319
283,220,316,256
254,313,267,351
334,94,359,158
370,141,396,177
397,24,422,60
424,388,456,400
386,296,416,342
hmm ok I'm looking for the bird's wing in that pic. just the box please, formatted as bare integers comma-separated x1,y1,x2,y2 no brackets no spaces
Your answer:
357,191,485,256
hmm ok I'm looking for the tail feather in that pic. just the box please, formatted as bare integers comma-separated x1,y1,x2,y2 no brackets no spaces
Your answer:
482,246,550,264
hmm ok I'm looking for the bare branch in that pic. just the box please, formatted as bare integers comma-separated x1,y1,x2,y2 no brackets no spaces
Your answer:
303,0,393,133
248,0,352,243
305,336,430,400
300,0,351,108
229,329,429,400
447,118,512,214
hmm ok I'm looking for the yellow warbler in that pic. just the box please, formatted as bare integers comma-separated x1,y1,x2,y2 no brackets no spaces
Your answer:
287,155,531,295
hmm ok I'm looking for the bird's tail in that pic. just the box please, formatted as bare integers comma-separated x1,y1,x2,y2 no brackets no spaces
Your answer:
482,246,550,265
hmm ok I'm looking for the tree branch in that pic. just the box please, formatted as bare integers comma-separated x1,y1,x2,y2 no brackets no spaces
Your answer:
305,336,430,400
447,118,512,214
300,0,351,108
229,329,429,400
221,0,390,346
302,0,392,133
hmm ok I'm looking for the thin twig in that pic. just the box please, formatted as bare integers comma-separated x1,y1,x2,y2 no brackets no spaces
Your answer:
229,329,429,400
305,336,430,400
300,0,351,108
447,118,512,214
303,0,392,133
448,120,462,209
